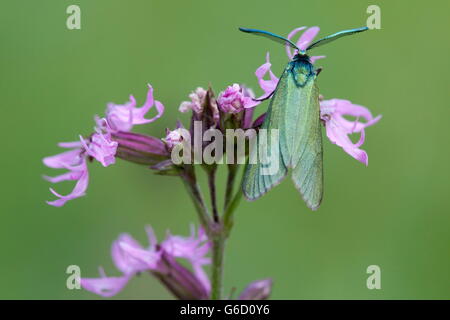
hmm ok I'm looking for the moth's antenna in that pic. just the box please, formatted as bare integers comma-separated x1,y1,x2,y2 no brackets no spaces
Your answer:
239,27,300,51
306,26,368,51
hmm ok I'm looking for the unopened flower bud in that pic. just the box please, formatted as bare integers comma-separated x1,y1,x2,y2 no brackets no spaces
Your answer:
238,278,272,300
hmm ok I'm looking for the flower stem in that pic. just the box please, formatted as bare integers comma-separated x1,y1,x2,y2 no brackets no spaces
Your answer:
210,233,225,300
223,187,243,237
223,161,246,237
181,162,245,300
210,162,247,299
224,164,238,212
180,165,211,228
206,165,219,223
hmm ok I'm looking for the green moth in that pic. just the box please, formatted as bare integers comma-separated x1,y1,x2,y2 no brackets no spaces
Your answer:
240,26,368,210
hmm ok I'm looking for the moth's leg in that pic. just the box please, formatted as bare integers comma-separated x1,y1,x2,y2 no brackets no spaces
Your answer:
252,90,275,102
315,67,323,76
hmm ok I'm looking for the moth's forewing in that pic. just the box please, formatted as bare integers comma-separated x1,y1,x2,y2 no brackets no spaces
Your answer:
242,70,289,201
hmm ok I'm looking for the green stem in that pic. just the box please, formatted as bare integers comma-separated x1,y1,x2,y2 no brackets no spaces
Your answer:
223,186,243,237
210,233,225,300
181,161,245,300
206,165,219,223
180,165,211,228
210,162,247,299
223,161,246,237
224,164,238,212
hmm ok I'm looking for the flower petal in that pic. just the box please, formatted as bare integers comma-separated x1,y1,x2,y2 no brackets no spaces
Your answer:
310,55,326,64
321,99,382,133
80,132,118,167
320,98,381,166
42,148,83,169
58,141,84,149
81,273,131,297
111,234,149,274
285,26,306,59
324,116,369,166
161,225,211,265
145,225,158,251
192,263,211,294
296,26,320,50
46,163,89,207
106,85,165,132
43,170,84,184
254,53,279,102
119,241,162,270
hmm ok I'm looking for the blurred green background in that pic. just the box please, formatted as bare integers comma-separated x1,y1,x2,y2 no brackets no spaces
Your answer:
1,0,449,299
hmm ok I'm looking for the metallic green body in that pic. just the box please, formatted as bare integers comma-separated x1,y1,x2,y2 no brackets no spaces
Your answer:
243,55,323,210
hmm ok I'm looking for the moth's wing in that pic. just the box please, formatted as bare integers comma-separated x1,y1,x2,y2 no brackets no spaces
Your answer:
291,79,323,210
242,71,289,201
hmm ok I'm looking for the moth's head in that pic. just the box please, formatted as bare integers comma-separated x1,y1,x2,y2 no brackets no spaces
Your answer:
293,51,310,62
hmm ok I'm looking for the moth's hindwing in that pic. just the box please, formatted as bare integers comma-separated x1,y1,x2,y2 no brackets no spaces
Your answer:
290,77,323,210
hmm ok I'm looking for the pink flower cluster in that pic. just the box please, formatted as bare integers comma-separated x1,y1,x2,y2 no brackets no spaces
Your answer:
43,85,164,206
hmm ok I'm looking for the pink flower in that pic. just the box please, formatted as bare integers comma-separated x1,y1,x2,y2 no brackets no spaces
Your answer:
163,128,185,149
217,84,259,113
320,98,382,165
106,84,164,132
44,84,165,206
43,142,89,207
81,227,160,297
179,87,207,114
79,125,118,167
81,225,211,299
43,128,118,206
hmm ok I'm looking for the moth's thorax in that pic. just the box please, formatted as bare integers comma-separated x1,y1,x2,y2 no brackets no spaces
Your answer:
288,54,315,87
